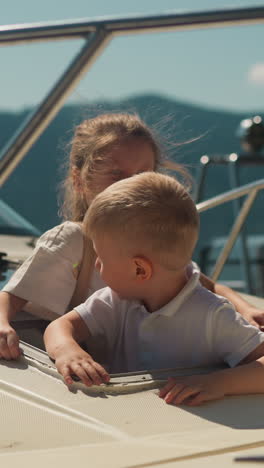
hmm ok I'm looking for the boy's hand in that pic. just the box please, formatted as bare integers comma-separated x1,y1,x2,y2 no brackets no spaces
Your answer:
55,347,110,387
159,373,226,406
0,323,21,360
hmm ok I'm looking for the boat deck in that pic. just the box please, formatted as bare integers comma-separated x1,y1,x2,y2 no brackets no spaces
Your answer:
0,335,264,467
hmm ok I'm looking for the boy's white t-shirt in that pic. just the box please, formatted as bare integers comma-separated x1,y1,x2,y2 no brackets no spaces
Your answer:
75,262,264,373
2,221,105,317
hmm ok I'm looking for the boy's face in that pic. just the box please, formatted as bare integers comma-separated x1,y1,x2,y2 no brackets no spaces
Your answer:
93,234,138,300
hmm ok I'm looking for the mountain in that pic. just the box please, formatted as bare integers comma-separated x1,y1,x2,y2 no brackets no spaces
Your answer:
0,93,263,264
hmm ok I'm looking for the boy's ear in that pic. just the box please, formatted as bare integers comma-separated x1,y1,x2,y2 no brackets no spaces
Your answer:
133,256,153,281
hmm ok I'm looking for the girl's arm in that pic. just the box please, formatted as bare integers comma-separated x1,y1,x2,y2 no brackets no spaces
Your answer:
0,223,85,361
2,223,84,317
0,291,27,359
214,283,264,328
200,273,264,328
44,311,109,386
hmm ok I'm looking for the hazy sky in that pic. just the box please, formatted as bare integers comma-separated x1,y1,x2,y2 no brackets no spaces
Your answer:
1,0,264,112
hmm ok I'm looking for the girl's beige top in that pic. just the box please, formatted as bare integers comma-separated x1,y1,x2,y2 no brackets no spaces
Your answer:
2,221,105,319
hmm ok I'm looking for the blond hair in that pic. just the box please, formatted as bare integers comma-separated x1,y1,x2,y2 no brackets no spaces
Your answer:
60,113,189,222
86,172,199,270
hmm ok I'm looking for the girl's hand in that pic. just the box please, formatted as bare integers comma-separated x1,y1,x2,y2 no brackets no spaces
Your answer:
159,374,226,406
0,323,21,360
55,347,110,387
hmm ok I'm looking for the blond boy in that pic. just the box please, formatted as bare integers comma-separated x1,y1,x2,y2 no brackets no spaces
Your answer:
44,172,264,406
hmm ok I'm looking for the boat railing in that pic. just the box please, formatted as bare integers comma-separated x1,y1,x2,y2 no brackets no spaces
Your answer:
197,179,264,282
0,6,264,289
0,6,264,187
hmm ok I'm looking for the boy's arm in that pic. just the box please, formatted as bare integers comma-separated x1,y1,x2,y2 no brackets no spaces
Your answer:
159,341,264,407
0,291,26,359
200,274,264,328
44,311,109,386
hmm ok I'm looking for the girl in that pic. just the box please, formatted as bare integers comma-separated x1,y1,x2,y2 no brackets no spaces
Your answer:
0,113,263,360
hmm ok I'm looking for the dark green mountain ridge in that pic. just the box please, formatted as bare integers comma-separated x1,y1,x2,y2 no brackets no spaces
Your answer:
0,93,263,260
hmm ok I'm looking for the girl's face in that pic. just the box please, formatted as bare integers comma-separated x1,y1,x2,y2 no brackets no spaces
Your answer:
85,140,155,202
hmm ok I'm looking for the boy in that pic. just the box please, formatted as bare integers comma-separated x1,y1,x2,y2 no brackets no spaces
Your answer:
44,172,264,406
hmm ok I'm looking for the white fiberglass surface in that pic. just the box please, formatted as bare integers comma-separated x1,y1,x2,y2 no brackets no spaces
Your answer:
1,350,264,458
0,378,124,453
